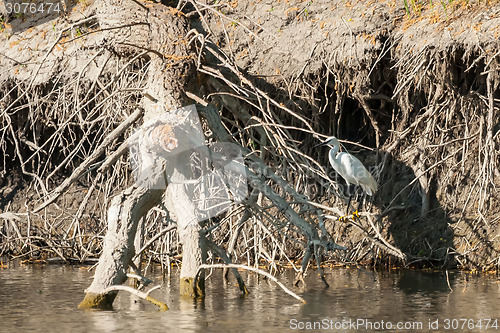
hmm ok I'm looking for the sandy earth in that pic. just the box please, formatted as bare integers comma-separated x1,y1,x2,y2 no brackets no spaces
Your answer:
0,0,499,268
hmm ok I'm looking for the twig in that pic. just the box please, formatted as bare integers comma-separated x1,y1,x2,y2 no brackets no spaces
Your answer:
387,146,462,208
133,225,177,261
195,263,306,304
126,272,153,287
445,270,453,292
33,107,144,213
366,215,406,260
206,240,249,294
103,285,168,310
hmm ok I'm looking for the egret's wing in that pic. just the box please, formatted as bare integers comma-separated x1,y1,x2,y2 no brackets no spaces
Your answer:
329,150,350,184
338,153,377,195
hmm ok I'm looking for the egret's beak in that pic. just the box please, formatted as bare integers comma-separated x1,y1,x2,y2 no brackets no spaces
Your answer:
313,142,325,148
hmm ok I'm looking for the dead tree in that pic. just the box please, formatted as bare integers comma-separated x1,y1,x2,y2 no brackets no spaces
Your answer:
4,0,496,310
79,0,202,308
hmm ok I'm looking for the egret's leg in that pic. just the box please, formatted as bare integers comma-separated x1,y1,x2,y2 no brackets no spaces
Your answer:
352,196,362,219
352,193,367,220
339,185,354,222
346,195,353,215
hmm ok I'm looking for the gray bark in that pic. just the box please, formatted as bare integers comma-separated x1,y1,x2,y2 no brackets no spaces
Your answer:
79,161,165,308
79,0,201,308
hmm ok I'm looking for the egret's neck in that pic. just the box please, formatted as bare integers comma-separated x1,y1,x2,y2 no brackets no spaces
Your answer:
330,142,340,158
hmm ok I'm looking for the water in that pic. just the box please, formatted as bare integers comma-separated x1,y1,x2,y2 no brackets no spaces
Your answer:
0,263,499,332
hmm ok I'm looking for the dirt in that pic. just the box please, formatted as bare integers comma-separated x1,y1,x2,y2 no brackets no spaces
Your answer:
197,0,500,269
0,0,499,269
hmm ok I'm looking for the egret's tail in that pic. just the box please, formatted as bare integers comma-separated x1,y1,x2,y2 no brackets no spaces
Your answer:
361,174,378,196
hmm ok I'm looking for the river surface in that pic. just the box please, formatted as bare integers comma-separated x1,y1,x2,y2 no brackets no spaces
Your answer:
0,262,499,332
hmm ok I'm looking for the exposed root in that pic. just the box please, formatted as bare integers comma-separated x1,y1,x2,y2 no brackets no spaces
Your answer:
1,0,499,276
195,263,306,304
103,285,168,311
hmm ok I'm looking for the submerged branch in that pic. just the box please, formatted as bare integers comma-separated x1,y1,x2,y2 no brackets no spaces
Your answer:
195,263,306,304
103,285,168,311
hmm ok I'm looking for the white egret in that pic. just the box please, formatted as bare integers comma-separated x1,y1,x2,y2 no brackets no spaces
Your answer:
316,136,377,220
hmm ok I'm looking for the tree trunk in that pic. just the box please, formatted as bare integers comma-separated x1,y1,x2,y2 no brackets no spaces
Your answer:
79,170,165,309
79,0,201,308
164,165,208,297
179,220,207,298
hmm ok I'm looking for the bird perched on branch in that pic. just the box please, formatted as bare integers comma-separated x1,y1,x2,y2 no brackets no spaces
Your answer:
315,136,377,220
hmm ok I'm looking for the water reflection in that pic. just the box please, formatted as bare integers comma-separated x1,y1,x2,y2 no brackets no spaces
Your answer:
0,263,498,332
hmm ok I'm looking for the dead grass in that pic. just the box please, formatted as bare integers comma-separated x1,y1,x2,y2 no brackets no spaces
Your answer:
403,0,500,20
